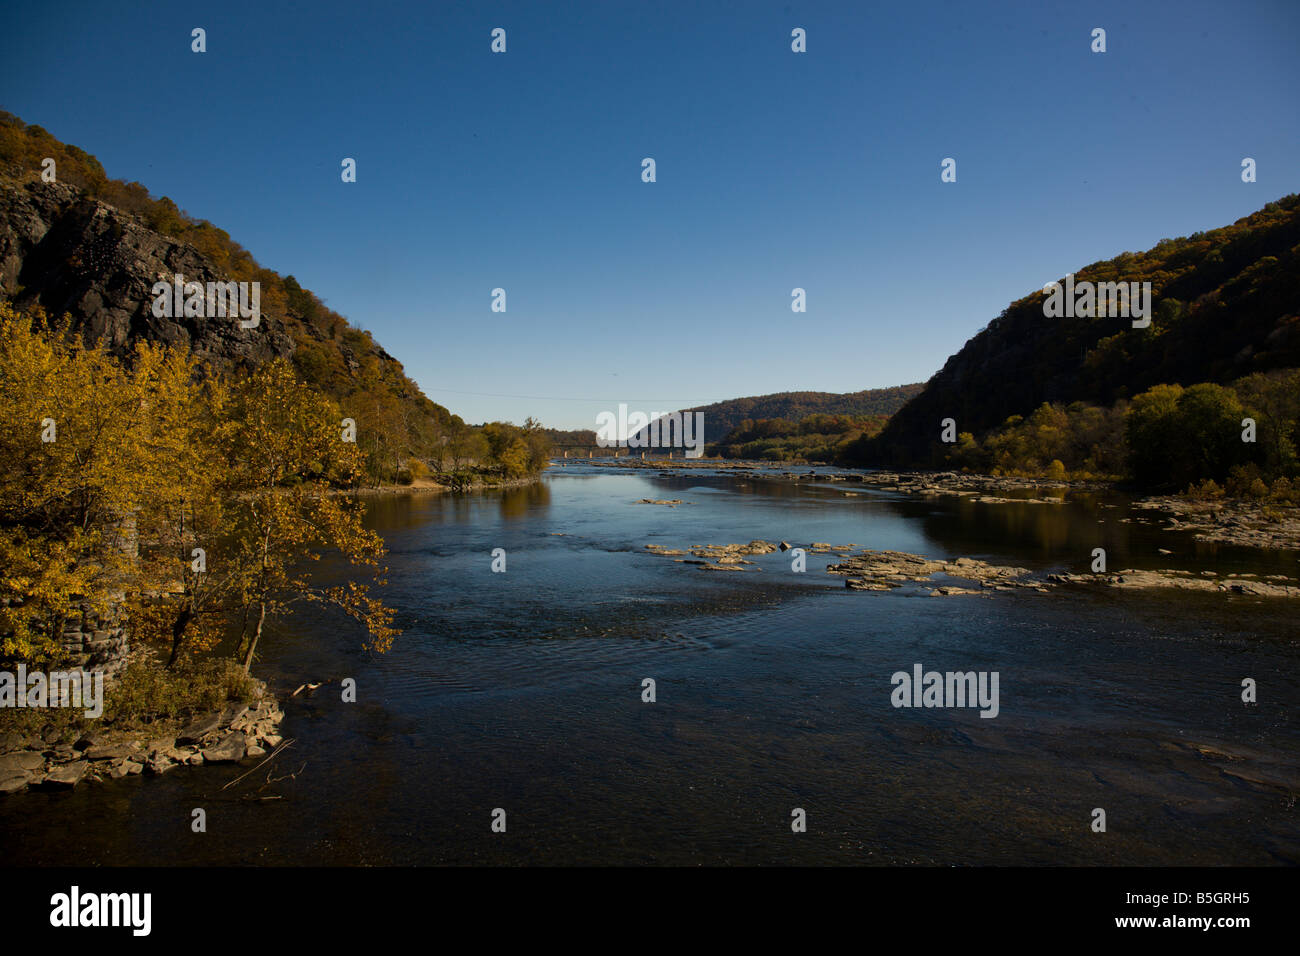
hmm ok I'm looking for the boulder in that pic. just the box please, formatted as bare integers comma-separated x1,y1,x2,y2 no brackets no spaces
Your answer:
147,736,177,755
0,752,45,775
202,732,247,764
176,713,222,745
219,704,249,728
43,760,89,788
146,756,176,775
0,772,33,794
85,743,135,761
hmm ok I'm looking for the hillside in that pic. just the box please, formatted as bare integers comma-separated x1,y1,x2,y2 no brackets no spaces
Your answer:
631,385,923,448
0,110,481,482
857,196,1300,466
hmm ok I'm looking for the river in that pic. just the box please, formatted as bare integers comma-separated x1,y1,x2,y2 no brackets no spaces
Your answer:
3,462,1297,865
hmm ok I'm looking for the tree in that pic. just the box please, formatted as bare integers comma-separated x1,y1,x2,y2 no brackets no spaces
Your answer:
0,302,400,674
1126,384,1186,489
1127,382,1256,490
521,417,553,473
1233,370,1300,477
0,302,203,663
212,360,397,673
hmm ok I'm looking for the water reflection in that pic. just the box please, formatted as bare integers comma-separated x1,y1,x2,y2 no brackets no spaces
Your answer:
361,480,551,533
499,480,551,519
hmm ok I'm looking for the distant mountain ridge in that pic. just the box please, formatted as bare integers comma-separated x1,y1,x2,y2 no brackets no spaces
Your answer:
634,385,925,446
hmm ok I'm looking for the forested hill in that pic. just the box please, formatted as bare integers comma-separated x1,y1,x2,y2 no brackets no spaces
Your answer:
635,385,924,446
855,195,1300,466
0,110,460,478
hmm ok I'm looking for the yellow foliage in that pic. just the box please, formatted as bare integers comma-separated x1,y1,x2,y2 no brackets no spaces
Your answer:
0,301,399,670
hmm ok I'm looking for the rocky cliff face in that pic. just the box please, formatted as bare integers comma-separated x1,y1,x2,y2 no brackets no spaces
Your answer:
0,178,295,366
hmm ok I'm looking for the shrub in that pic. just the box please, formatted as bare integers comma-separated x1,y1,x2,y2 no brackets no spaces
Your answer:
106,656,256,726
1225,463,1263,497
0,654,257,741
1185,478,1225,499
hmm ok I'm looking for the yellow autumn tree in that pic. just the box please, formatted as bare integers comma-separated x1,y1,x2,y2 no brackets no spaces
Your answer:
1,301,400,676
0,300,203,663
211,360,398,672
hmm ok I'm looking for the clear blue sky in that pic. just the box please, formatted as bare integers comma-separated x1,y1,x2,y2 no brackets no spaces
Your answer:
3,0,1298,428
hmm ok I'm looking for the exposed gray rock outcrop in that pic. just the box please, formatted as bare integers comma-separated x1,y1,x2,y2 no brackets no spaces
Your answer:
0,179,295,367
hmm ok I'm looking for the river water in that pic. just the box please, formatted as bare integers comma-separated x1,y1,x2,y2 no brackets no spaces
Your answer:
4,463,1298,865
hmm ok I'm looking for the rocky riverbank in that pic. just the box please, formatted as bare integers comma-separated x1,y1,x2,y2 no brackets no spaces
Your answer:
0,683,286,794
1131,496,1300,551
842,470,1108,501
1047,568,1300,598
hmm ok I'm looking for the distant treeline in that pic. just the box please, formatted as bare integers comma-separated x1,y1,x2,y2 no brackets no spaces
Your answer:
654,385,924,446
707,413,890,462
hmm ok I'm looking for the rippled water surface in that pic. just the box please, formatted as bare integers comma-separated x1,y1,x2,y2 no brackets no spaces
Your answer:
4,463,1298,865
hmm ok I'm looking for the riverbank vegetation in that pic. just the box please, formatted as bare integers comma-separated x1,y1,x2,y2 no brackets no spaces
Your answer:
925,370,1300,497
706,368,1300,501
0,299,399,685
1,295,552,696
